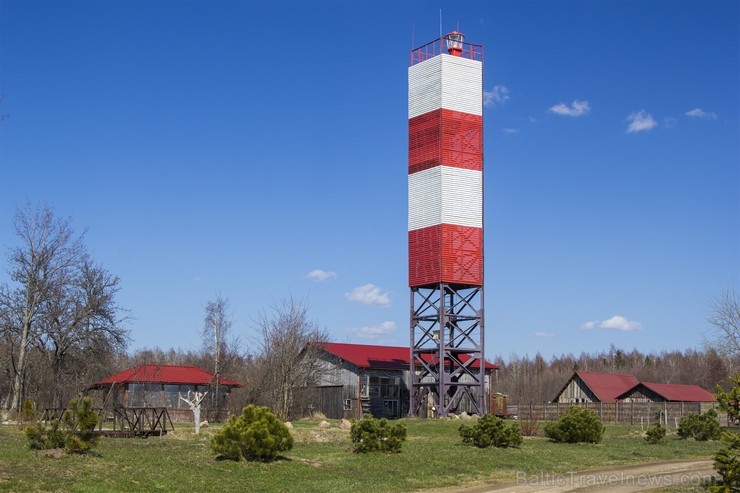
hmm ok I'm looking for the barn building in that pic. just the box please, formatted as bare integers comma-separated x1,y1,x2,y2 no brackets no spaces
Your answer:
297,342,497,420
615,382,716,403
87,364,243,421
553,371,715,404
553,371,640,403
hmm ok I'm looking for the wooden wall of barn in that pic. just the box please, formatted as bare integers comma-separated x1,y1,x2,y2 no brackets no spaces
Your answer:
555,377,599,403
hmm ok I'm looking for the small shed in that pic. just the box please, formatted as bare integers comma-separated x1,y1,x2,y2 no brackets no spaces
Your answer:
553,371,639,403
616,382,716,403
87,364,243,421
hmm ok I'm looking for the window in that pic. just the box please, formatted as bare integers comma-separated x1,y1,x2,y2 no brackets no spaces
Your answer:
383,400,399,417
127,383,161,407
367,375,401,400
344,399,352,411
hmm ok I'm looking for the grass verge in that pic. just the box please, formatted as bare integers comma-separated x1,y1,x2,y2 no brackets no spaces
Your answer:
0,419,720,492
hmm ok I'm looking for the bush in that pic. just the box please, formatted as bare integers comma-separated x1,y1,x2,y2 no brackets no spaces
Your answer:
519,417,539,437
20,399,36,425
677,409,721,441
544,407,605,444
711,432,740,493
459,414,523,448
644,423,667,444
23,396,99,454
23,419,66,450
62,397,100,453
350,416,407,453
714,374,740,492
210,405,293,462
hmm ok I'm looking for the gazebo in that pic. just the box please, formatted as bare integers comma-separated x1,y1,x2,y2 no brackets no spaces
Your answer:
87,364,243,422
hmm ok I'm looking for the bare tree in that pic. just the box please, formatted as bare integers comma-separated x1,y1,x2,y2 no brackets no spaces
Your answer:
202,293,235,415
0,204,84,412
252,296,328,420
34,258,129,408
705,287,740,363
0,203,128,411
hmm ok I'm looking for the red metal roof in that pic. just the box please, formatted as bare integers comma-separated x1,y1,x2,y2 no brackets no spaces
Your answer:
618,382,716,402
573,371,640,403
320,342,497,371
88,364,243,389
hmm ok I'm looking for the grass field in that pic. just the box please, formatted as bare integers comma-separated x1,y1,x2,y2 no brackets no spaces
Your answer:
0,418,722,492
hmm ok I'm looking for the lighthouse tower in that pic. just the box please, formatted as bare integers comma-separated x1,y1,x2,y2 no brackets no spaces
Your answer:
408,32,485,417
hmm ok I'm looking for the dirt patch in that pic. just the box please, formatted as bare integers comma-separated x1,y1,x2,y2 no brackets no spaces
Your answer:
292,428,349,444
35,448,66,459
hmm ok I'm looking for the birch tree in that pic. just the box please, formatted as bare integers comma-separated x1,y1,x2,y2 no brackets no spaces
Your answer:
202,294,233,415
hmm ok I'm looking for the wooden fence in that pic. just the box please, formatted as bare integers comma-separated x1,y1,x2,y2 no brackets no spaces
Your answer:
508,401,724,425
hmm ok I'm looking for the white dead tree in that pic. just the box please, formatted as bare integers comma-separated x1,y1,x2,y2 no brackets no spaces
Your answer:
179,391,208,434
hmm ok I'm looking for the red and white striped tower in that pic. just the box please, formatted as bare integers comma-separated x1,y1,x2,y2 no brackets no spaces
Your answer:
408,32,485,417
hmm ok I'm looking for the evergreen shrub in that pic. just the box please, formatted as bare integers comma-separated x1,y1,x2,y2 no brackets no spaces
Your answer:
677,409,721,441
350,416,407,453
210,405,293,462
713,373,740,492
23,396,99,454
711,432,740,493
459,414,523,448
644,422,667,444
543,407,605,444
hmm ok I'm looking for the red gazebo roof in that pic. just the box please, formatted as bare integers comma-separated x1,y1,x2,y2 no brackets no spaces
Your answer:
87,364,243,390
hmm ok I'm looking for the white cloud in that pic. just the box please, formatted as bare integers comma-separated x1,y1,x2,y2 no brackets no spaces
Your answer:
582,315,642,331
549,100,590,117
306,269,336,282
484,85,510,107
626,110,657,133
686,108,717,119
534,331,555,337
348,321,397,339
345,283,391,307
600,315,642,331
502,128,519,135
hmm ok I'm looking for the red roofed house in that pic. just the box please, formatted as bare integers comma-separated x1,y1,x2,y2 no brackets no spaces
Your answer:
616,382,716,403
87,364,243,421
298,342,498,420
553,371,716,406
553,371,640,403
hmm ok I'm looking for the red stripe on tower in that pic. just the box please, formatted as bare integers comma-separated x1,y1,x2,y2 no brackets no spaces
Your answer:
408,33,483,288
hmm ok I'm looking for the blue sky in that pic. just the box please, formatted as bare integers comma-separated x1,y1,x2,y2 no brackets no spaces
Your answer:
1,0,738,362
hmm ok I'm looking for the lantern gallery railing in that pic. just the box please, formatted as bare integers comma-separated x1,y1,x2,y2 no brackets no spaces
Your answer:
410,32,484,65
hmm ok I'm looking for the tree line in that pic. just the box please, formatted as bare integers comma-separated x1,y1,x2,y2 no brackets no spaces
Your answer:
492,345,737,404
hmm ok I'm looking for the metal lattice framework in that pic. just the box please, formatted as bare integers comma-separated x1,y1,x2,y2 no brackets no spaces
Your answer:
409,283,484,417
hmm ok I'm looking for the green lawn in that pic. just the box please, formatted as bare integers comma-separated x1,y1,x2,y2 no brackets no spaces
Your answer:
0,419,721,492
